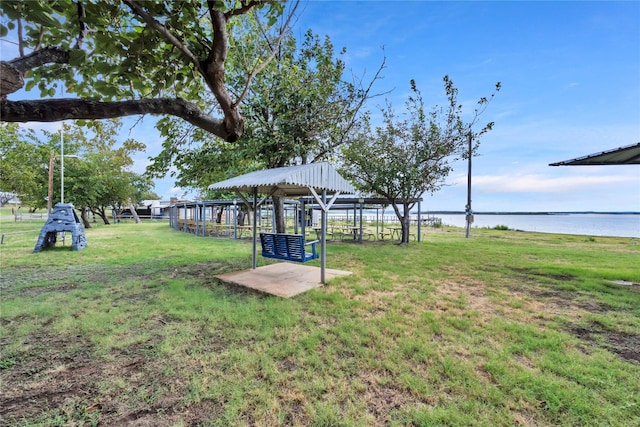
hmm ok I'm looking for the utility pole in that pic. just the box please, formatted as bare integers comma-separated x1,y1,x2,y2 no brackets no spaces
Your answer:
47,151,54,214
465,132,473,238
60,126,64,204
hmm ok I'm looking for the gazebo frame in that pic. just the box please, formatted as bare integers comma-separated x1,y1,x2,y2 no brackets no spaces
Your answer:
208,162,356,284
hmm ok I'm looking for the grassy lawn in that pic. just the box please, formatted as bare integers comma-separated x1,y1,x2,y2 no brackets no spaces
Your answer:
1,214,639,426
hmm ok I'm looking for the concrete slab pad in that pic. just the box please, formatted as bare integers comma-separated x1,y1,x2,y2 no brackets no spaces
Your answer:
215,263,352,298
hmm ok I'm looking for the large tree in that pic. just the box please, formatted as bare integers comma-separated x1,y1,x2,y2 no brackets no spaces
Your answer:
0,0,295,142
341,77,500,244
147,28,383,232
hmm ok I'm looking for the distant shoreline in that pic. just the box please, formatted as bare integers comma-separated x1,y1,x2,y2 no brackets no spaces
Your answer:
419,211,640,215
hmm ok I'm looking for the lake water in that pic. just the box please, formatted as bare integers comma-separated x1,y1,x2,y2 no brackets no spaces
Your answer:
329,212,640,238
430,213,640,238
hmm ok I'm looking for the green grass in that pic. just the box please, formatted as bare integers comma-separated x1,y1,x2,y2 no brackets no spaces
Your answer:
1,216,639,426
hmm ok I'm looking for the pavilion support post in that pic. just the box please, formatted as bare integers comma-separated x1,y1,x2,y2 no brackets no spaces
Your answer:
358,201,363,244
300,200,306,237
321,190,327,284
201,203,206,236
233,200,238,239
417,200,422,242
183,203,187,232
252,188,258,269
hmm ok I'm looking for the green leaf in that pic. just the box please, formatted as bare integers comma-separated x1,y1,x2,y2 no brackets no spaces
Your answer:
0,24,8,37
27,6,60,28
69,50,86,67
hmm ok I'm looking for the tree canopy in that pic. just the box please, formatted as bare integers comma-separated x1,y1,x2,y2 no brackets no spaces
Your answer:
145,27,383,231
0,123,41,207
0,119,151,225
0,0,295,142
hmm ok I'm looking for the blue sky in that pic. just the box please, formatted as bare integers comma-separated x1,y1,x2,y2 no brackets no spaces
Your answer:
291,0,640,212
3,1,639,212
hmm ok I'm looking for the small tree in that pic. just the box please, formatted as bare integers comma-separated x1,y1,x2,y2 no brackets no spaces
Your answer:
342,77,500,244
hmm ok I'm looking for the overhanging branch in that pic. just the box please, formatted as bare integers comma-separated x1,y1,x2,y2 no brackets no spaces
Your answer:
1,97,236,141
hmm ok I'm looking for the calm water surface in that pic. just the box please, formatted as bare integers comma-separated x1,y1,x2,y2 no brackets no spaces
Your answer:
432,213,640,238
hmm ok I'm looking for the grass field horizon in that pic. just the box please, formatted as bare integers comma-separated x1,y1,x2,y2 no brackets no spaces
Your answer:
1,214,639,426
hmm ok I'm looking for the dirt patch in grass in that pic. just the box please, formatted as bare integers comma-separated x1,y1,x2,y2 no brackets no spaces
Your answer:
1,333,100,421
0,260,242,426
0,330,223,425
361,369,422,422
502,268,640,362
569,323,640,363
504,267,613,315
0,260,233,298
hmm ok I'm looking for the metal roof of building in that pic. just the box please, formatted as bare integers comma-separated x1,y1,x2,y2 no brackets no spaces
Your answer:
549,142,640,166
208,162,356,196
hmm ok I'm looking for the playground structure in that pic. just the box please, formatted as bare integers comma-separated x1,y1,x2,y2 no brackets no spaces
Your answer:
33,203,87,252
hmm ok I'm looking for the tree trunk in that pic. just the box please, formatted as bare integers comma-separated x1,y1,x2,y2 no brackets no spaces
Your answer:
237,210,245,226
80,207,91,229
216,207,224,224
272,195,286,233
128,202,141,224
91,207,110,225
400,214,411,245
391,201,412,245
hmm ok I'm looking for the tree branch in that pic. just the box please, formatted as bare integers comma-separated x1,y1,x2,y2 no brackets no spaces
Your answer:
1,98,234,140
232,0,299,108
225,0,271,19
74,1,91,49
1,47,70,100
123,0,204,75
7,46,70,73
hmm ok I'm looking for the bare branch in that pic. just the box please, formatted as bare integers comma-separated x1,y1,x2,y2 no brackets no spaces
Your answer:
35,26,44,51
17,18,24,57
232,0,299,107
74,2,91,49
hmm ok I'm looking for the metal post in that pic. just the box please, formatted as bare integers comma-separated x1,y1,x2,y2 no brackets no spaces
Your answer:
321,190,327,284
465,132,473,238
300,200,306,237
252,189,258,269
47,152,54,214
60,127,64,204
233,200,237,239
417,200,422,242
358,199,363,243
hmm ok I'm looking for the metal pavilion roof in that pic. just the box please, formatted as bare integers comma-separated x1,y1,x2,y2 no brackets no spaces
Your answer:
208,162,356,196
549,142,640,166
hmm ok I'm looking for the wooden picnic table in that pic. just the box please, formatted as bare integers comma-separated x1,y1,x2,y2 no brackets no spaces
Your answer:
341,226,360,240
390,227,403,240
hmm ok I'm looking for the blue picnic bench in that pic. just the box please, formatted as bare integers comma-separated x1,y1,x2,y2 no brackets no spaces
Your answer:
259,232,319,263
